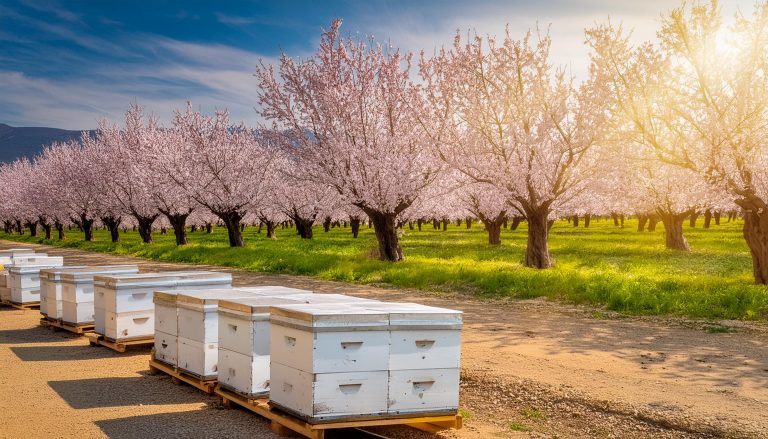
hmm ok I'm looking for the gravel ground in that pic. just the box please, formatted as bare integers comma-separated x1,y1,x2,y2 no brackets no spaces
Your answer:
0,240,766,439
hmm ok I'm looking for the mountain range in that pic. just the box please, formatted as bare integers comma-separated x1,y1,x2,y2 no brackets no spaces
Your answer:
0,123,95,164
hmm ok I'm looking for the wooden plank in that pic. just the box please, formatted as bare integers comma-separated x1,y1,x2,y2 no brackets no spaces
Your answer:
85,332,153,353
9,301,39,310
148,357,217,394
214,385,461,439
40,317,94,335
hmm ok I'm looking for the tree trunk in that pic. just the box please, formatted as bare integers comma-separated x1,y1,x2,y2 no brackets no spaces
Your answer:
417,219,423,231
572,215,579,227
164,213,190,245
648,215,659,232
703,209,713,229
466,217,473,229
15,220,23,235
215,211,244,247
611,212,619,226
42,223,52,240
659,212,691,251
323,217,332,233
265,221,277,239
441,218,448,231
741,205,768,284
366,210,403,261
432,219,439,230
481,213,505,245
525,209,552,268
350,217,361,238
55,222,65,240
408,221,414,230
206,223,213,234
292,213,315,239
191,225,198,232
714,211,721,225
25,221,37,237
689,212,699,228
101,216,122,243
81,215,94,242
620,214,625,228
135,215,158,244
637,215,648,232
584,214,591,228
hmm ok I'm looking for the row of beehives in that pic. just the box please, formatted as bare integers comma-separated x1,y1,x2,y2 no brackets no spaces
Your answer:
152,288,462,422
2,247,463,423
0,248,64,304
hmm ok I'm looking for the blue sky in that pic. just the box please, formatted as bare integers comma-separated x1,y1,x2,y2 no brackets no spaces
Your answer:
0,0,755,130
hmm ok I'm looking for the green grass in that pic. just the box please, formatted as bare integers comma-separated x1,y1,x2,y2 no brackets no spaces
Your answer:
3,217,768,321
508,421,531,432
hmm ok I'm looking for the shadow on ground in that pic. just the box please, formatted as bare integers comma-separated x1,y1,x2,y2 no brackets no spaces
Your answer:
95,409,265,439
49,376,206,409
10,345,145,361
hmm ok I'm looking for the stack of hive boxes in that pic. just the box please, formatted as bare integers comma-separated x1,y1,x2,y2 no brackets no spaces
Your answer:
0,250,46,303
153,287,312,375
8,256,65,305
39,266,85,318
216,292,373,398
57,266,140,325
268,301,462,422
92,271,232,342
364,302,462,416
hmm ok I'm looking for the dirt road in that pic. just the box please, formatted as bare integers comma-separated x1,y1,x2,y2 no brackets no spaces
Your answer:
1,241,766,438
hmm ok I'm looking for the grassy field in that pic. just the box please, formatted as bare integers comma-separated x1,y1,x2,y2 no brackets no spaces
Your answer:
2,218,767,321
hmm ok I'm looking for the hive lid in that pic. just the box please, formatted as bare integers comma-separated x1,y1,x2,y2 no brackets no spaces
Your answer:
9,263,65,274
218,296,306,314
361,302,463,328
52,265,139,281
176,289,259,306
93,271,230,288
270,303,389,330
11,256,63,267
40,266,88,280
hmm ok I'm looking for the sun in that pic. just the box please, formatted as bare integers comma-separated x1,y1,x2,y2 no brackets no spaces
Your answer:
714,27,743,60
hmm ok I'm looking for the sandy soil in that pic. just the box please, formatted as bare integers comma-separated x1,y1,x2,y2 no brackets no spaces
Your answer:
0,240,766,439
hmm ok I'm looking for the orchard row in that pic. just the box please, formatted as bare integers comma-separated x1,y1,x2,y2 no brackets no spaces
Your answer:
2,2,768,284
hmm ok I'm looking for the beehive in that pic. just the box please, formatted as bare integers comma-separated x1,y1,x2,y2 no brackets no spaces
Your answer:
39,266,86,318
8,257,65,304
92,271,232,341
57,266,139,325
269,303,391,421
361,302,462,415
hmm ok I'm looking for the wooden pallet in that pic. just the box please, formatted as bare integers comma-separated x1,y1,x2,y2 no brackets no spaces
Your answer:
85,333,154,353
215,385,462,439
40,317,94,334
148,356,217,394
8,301,39,310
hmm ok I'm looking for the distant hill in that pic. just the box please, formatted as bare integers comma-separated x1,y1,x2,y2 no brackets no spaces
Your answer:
0,123,95,163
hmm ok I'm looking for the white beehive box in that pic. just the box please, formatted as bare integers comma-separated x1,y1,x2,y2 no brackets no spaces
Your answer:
270,365,389,422
362,302,462,416
59,266,140,325
93,271,232,341
39,266,86,318
0,286,10,302
362,302,463,370
10,255,61,267
175,290,263,378
270,303,390,374
387,368,460,415
217,295,308,396
154,330,178,365
269,303,391,421
8,260,65,304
